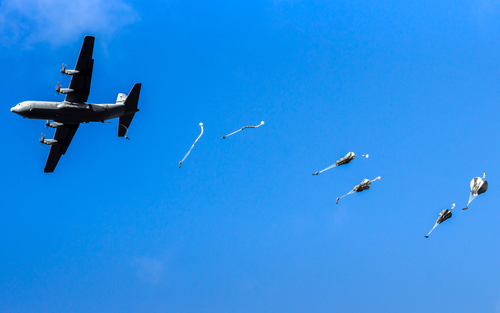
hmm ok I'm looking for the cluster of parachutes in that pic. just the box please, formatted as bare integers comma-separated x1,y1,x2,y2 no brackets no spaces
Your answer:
177,124,489,239
425,174,488,238
312,152,380,204
312,153,489,238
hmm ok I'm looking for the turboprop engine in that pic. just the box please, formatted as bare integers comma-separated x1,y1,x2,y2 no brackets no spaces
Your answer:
55,82,74,95
39,134,58,146
45,120,64,128
60,63,80,75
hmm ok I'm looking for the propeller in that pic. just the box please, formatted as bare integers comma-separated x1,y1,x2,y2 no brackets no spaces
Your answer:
60,63,66,75
55,82,61,95
45,120,50,128
39,133,45,146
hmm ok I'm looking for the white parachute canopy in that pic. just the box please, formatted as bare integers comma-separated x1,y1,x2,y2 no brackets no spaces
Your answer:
313,152,369,175
336,176,381,204
179,123,204,168
222,121,264,139
425,204,455,238
463,173,488,210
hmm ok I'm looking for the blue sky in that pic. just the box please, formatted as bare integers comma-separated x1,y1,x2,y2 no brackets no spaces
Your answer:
1,0,500,312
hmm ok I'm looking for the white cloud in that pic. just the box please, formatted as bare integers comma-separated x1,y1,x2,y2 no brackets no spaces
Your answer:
0,0,137,47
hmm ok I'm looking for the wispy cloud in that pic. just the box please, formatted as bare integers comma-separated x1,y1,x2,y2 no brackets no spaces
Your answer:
475,0,500,28
495,288,500,312
0,0,137,47
131,256,166,285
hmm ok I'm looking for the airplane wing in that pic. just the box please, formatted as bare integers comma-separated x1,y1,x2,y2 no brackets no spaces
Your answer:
64,36,95,103
44,124,80,173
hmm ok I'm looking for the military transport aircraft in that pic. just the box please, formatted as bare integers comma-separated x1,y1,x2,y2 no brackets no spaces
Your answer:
10,36,141,173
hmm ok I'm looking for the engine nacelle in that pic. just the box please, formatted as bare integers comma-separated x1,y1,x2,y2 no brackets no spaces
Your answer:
58,88,74,94
39,133,58,145
60,64,79,76
55,82,74,95
45,121,64,128
42,139,58,146
62,69,80,75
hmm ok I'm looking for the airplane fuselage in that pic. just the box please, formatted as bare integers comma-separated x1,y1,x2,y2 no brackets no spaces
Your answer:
11,101,126,123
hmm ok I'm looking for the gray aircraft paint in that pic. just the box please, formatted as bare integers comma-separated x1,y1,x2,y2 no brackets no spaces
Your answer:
11,101,126,123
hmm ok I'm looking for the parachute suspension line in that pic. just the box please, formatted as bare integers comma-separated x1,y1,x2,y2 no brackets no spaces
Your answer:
336,190,355,204
340,190,355,199
222,128,243,139
102,121,130,139
320,164,337,173
371,176,381,182
467,193,477,207
222,121,265,139
118,123,130,140
318,163,337,174
425,223,439,238
179,123,204,168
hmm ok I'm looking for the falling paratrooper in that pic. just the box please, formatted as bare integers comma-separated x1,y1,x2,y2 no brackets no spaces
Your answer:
336,176,381,204
313,152,369,176
425,204,455,238
463,173,488,210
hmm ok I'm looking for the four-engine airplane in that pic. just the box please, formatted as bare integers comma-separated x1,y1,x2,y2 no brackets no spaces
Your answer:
10,35,141,173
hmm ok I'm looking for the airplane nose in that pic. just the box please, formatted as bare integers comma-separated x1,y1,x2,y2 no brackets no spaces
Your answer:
10,106,16,112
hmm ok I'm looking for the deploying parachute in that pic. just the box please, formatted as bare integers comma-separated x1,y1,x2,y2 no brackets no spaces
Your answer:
425,204,455,238
313,152,369,175
222,121,265,139
336,176,381,204
463,173,488,210
179,123,204,168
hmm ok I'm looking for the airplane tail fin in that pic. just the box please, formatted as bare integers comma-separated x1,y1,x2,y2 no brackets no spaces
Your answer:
118,83,141,137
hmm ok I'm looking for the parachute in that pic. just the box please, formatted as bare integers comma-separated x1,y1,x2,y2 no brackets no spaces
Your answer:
463,173,488,210
179,123,204,168
313,152,369,175
222,121,264,139
425,204,455,238
336,176,381,204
